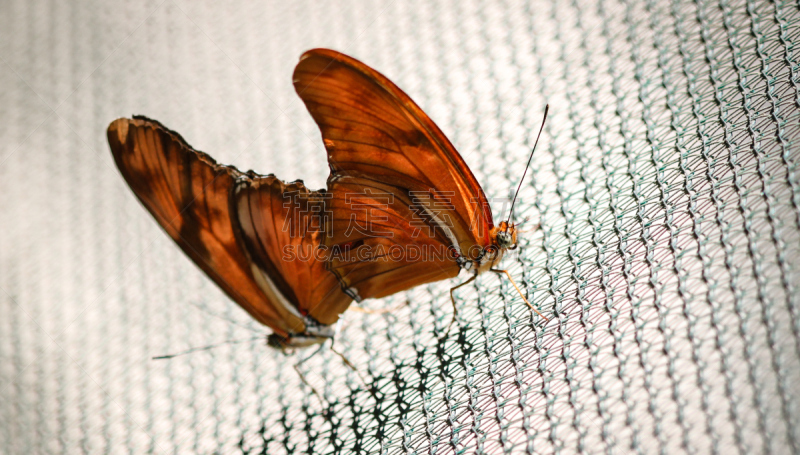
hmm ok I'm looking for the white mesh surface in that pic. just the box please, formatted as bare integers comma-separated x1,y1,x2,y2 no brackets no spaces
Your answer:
1,0,800,453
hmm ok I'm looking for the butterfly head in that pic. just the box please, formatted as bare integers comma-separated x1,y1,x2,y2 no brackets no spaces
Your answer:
492,221,518,251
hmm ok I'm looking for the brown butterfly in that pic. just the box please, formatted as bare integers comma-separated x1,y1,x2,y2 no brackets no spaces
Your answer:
107,48,547,354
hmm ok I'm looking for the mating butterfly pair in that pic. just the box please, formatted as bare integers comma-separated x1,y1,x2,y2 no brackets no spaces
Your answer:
107,49,547,351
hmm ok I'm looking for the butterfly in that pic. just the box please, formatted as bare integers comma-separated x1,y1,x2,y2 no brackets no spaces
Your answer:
107,48,548,354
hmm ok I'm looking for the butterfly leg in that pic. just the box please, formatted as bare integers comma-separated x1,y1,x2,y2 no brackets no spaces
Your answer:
445,275,477,336
330,322,369,389
490,269,548,322
292,343,327,406
293,363,324,406
330,342,369,389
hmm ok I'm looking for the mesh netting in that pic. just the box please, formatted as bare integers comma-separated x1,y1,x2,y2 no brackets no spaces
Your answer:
2,0,800,453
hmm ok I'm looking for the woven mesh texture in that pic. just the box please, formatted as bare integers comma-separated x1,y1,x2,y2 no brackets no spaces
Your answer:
2,0,800,453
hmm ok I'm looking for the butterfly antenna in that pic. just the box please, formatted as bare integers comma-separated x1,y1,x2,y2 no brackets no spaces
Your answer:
507,104,549,225
152,335,263,360
186,300,261,333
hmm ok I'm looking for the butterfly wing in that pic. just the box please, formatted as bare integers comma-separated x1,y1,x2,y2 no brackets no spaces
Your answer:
324,175,460,301
108,116,347,336
293,49,494,262
233,176,352,325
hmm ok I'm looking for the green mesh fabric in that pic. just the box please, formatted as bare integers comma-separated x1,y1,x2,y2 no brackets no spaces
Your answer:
1,0,799,453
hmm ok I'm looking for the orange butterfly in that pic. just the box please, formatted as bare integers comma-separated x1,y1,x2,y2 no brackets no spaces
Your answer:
107,48,547,352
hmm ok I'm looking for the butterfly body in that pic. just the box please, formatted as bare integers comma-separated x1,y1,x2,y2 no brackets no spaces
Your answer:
108,49,537,351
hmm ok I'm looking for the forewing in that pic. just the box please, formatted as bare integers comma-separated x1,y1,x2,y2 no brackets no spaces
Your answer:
107,116,304,335
293,48,494,259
